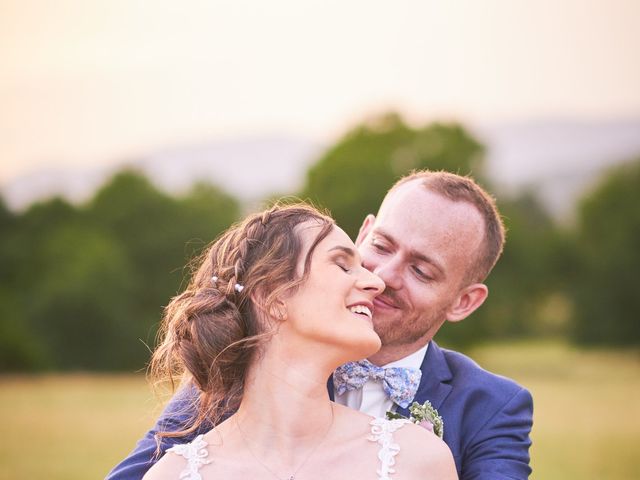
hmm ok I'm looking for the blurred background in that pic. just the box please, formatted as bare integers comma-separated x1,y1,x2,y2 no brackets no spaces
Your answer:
1,1,639,478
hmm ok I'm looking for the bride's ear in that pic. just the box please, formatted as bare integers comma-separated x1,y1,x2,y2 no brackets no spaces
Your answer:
445,283,488,323
268,298,288,322
250,288,287,323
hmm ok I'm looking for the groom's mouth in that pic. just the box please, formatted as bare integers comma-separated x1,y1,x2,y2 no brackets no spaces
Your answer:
373,294,399,311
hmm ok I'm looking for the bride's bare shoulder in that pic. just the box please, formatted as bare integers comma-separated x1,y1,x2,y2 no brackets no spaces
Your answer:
142,449,187,480
394,423,458,480
332,401,374,419
331,402,378,430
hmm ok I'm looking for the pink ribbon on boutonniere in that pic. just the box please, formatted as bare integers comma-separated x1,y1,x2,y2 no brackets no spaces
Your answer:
386,400,444,439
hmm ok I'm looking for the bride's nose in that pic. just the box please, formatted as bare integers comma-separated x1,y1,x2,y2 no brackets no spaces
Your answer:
358,267,385,296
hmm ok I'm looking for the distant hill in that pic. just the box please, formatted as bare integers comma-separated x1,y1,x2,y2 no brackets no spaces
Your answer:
3,118,640,221
475,118,640,219
2,135,322,212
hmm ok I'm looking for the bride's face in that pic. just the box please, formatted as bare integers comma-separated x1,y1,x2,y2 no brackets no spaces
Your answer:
282,224,385,362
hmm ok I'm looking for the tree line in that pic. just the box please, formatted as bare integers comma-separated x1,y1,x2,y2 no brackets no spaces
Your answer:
1,113,638,371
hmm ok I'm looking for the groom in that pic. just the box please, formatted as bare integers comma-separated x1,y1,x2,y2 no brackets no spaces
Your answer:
108,170,533,479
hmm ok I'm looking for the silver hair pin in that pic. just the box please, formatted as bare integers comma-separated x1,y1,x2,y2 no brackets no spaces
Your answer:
211,275,218,285
234,283,245,293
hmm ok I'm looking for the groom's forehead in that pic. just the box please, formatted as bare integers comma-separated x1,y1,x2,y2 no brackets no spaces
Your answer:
377,184,484,258
378,183,440,225
382,182,477,225
381,179,434,210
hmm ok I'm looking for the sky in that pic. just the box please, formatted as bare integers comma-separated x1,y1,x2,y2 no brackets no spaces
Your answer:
1,0,639,184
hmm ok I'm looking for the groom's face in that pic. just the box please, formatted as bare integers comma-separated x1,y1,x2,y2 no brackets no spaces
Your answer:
356,180,485,350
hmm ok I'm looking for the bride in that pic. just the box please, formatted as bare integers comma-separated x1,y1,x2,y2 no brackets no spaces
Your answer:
143,203,456,480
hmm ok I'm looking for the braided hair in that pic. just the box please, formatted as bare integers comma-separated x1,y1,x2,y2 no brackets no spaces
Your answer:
150,202,334,442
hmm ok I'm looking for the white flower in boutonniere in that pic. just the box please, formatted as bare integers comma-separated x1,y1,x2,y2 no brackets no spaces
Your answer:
386,400,444,439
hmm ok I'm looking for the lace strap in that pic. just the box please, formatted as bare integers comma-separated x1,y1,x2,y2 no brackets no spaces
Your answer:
368,418,411,480
166,434,211,480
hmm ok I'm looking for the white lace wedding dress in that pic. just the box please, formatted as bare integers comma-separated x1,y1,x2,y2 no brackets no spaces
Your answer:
167,418,411,480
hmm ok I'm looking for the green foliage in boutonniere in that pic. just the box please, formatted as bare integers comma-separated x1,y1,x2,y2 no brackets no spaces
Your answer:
386,400,444,439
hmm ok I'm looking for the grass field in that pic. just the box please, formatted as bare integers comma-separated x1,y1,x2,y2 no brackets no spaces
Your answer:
0,341,638,479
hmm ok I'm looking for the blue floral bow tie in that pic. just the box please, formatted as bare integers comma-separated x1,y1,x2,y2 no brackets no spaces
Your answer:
333,359,422,409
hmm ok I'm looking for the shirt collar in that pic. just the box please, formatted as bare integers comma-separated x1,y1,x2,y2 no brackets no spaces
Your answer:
382,342,429,370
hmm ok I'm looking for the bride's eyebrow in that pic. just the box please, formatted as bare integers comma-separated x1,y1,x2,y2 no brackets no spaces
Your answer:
328,245,357,258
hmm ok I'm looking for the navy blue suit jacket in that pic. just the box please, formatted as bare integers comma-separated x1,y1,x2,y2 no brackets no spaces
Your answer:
106,341,533,479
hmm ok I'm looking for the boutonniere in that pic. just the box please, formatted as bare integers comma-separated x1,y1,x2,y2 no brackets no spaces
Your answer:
386,400,444,439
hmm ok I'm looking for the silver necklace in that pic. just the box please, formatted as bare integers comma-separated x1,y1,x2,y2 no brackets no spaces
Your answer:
235,405,334,480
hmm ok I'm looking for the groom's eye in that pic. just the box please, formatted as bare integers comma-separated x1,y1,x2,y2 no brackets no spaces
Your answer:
372,240,389,253
412,265,432,281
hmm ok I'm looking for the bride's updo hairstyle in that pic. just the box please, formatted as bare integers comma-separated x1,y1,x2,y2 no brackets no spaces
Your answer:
150,203,334,441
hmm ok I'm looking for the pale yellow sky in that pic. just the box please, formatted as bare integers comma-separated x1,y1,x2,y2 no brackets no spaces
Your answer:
1,0,639,183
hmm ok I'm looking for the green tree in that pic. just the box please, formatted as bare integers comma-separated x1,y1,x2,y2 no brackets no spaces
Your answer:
0,170,241,371
87,171,239,367
176,182,242,261
570,159,640,345
0,195,12,229
85,170,240,369
0,287,48,370
0,195,17,288
9,197,79,286
27,224,136,369
300,113,485,238
0,197,80,370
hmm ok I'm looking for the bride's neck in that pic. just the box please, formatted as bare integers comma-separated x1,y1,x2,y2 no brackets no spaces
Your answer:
235,337,336,441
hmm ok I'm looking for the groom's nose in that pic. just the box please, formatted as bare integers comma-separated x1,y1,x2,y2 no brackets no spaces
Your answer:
371,256,403,291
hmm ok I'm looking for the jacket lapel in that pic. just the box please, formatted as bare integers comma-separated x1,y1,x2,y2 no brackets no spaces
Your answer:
327,375,335,401
394,340,452,417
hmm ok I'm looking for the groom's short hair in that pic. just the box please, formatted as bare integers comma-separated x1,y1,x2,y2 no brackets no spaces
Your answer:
389,170,505,283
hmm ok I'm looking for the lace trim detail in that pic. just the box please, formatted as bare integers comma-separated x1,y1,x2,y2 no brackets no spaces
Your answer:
166,434,211,480
368,418,411,480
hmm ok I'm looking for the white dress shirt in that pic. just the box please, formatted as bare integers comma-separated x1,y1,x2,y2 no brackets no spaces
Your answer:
334,343,429,418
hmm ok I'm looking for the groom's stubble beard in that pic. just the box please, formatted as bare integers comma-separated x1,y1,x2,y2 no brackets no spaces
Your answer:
372,289,448,348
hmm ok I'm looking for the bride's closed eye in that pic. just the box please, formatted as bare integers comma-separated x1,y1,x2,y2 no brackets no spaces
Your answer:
335,258,352,273
331,253,353,273
328,245,359,274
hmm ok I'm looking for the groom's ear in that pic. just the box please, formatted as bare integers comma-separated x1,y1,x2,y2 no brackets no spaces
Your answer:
445,283,488,323
355,214,376,247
